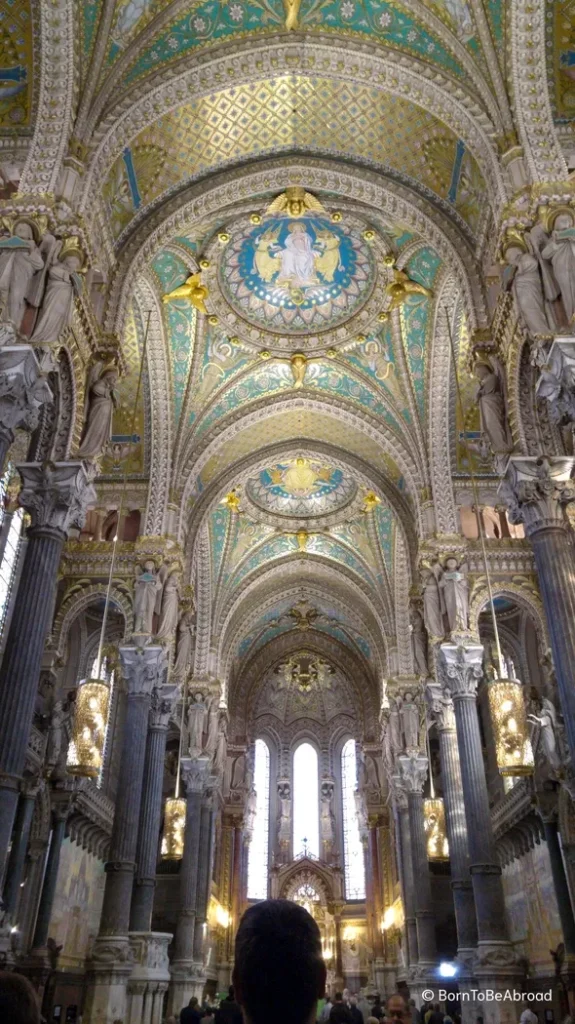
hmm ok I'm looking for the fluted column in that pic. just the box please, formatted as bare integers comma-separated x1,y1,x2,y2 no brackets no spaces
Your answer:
168,756,210,1014
0,344,52,470
537,792,575,1008
130,684,177,933
193,785,217,963
397,755,437,969
31,789,74,950
439,644,521,1016
1,775,40,919
0,461,95,889
501,457,575,768
426,683,478,958
99,645,166,937
392,785,418,967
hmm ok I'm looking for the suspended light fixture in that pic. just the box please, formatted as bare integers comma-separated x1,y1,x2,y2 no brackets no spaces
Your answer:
422,699,449,862
161,675,187,861
446,312,534,779
67,677,110,777
67,315,152,781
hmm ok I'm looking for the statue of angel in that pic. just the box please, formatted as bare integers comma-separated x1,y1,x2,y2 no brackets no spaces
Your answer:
133,560,162,635
204,695,220,757
213,714,228,775
173,607,196,679
421,562,446,640
187,692,207,759
0,220,44,329
474,357,513,457
439,557,469,634
155,571,180,641
30,237,84,345
78,361,118,460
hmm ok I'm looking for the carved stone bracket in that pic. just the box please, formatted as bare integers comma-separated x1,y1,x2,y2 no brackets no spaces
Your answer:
425,681,456,731
438,643,484,700
119,644,167,699
500,456,575,535
396,753,429,794
180,755,210,795
17,459,96,536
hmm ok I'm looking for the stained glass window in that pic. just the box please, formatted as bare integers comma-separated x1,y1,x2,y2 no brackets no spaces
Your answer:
293,742,319,858
247,738,270,900
341,738,366,899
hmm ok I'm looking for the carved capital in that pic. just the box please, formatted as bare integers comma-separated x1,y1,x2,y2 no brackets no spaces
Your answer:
425,681,456,731
0,345,52,439
119,644,167,698
149,683,178,729
180,755,210,794
396,753,428,794
17,460,96,536
499,456,575,535
439,643,483,700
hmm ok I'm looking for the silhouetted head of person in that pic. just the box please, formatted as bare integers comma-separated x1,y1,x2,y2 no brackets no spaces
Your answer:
0,972,40,1024
233,899,326,1024
386,994,409,1024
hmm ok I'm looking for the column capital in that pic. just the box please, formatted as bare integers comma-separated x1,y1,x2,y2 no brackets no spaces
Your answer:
180,756,210,794
499,456,575,535
0,345,52,438
17,460,96,536
119,643,166,698
149,683,178,729
425,681,456,731
439,643,483,700
396,753,428,794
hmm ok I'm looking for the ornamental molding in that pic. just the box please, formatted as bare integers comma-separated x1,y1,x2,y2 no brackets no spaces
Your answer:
19,0,76,195
52,581,133,656
426,277,460,534
500,456,575,536
81,37,506,217
105,158,487,336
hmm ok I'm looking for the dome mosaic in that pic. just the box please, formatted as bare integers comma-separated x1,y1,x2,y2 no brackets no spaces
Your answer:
246,458,357,518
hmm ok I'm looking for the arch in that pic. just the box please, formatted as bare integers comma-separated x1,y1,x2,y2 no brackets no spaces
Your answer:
52,583,132,656
468,581,548,651
293,741,320,859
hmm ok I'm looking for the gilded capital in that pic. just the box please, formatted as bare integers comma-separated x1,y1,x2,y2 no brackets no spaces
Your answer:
499,456,575,536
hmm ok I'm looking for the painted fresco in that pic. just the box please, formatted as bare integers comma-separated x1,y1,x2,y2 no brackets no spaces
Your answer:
49,838,106,968
0,1,32,130
247,459,356,517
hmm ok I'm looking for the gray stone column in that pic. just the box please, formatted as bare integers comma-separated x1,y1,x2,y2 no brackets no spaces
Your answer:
426,683,478,958
396,756,437,970
537,793,575,989
392,784,418,968
501,457,575,769
99,645,166,937
192,785,217,963
31,790,74,950
168,756,210,1015
129,684,177,933
439,644,521,1017
1,775,41,919
0,461,95,891
0,344,52,470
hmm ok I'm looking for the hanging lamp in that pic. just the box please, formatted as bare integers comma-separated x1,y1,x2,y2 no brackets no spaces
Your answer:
422,706,449,861
161,676,187,860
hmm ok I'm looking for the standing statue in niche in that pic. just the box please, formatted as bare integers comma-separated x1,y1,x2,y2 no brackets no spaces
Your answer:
156,571,180,641
474,359,513,458
542,213,575,324
528,695,565,772
399,692,420,752
354,788,368,835
503,246,554,337
278,781,291,846
78,362,118,460
45,692,75,772
410,604,429,677
0,220,44,329
30,238,85,345
421,563,446,640
245,784,258,834
187,692,207,759
204,696,220,757
231,752,247,791
173,605,196,680
213,714,228,775
133,560,162,635
439,557,469,634
320,780,336,847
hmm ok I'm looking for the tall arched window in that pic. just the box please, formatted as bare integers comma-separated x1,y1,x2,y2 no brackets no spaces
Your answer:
247,738,270,900
293,742,319,858
341,738,366,899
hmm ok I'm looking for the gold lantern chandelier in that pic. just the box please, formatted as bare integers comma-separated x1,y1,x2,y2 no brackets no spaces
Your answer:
446,312,534,779
161,677,187,860
423,708,449,861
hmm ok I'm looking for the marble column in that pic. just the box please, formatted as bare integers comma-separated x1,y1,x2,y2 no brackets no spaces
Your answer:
0,462,95,890
31,790,74,951
83,644,165,1024
230,813,244,933
397,755,437,970
1,775,40,919
130,684,177,933
426,683,478,959
367,817,385,960
332,902,345,989
392,784,418,968
0,344,52,470
537,794,575,1011
168,755,210,1014
192,784,217,964
501,457,575,768
439,644,521,1020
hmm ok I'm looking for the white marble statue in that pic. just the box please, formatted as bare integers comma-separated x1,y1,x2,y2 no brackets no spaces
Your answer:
78,362,118,460
354,788,368,834
245,786,257,833
475,359,513,456
503,247,552,337
320,781,336,845
0,221,44,328
410,605,429,677
213,715,227,775
187,692,207,758
204,696,220,756
528,696,563,772
156,572,180,641
278,781,291,839
30,247,84,345
421,563,446,640
439,557,469,634
231,752,246,790
173,608,196,679
133,560,162,635
542,213,575,324
46,696,73,770
400,693,420,751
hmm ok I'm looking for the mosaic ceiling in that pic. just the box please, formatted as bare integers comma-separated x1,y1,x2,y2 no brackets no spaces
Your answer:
245,458,357,519
0,0,33,132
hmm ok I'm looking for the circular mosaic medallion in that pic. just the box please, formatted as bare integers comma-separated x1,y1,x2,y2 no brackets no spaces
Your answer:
246,458,357,518
219,215,375,336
